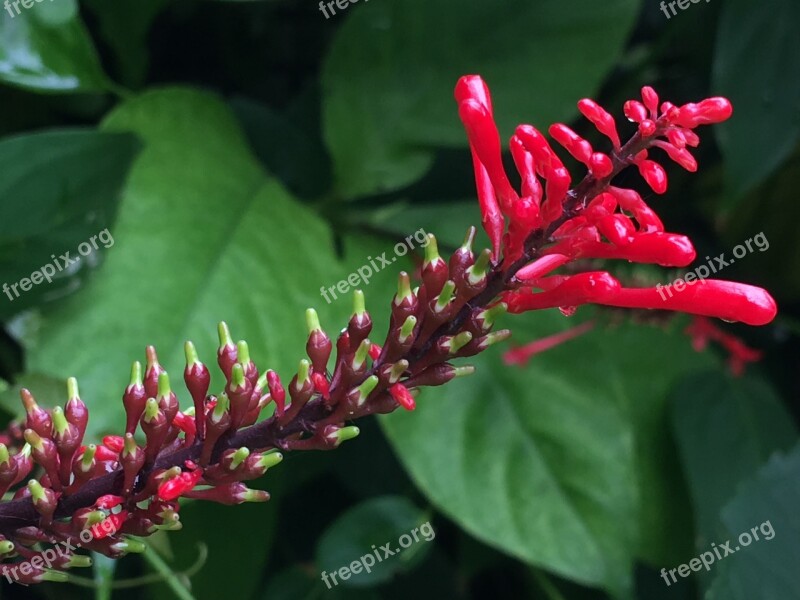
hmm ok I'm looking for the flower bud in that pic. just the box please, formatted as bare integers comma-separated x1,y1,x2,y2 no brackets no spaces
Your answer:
388,383,416,411
20,388,51,438
306,309,332,374
184,341,210,439
121,434,145,495
144,346,166,399
141,398,169,465
123,361,147,435
347,290,372,346
217,322,238,379
24,429,61,491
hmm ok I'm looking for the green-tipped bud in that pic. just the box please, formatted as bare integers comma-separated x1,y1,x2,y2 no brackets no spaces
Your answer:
353,339,371,369
241,488,270,503
19,443,31,459
213,393,230,419
154,511,182,531
352,289,366,316
184,341,200,367
399,316,417,343
230,447,250,470
461,226,476,252
424,234,443,266
305,308,321,333
183,406,196,417
0,444,9,467
453,365,476,378
122,434,138,458
256,451,283,470
67,377,79,402
354,375,379,406
449,331,473,354
143,398,159,422
255,371,268,392
130,361,144,386
296,359,311,385
230,363,246,389
389,360,409,384
394,272,413,305
81,444,97,469
328,425,360,447
157,372,171,398
23,429,43,451
84,510,107,527
40,570,69,583
236,340,251,365
111,538,147,554
51,406,69,436
65,554,92,568
27,479,46,502
434,280,456,312
478,329,512,349
0,540,14,555
467,248,492,284
218,321,233,349
478,303,507,330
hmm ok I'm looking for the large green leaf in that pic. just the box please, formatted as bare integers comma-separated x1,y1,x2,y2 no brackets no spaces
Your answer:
670,371,797,590
322,0,641,198
21,88,353,439
713,0,800,199
0,0,111,93
0,129,139,319
671,372,797,545
706,443,800,600
381,314,713,598
315,496,433,588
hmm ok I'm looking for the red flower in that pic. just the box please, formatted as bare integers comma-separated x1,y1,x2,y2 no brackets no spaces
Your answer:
455,76,777,330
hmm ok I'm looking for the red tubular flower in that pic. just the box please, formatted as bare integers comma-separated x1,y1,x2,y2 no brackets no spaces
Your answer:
598,281,777,326
504,321,596,366
685,316,763,376
454,75,774,331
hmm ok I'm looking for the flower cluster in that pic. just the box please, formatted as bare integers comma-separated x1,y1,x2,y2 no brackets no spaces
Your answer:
0,75,777,584
455,76,776,326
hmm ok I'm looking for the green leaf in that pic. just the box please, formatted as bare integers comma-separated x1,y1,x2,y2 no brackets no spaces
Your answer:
706,443,800,600
21,88,352,439
0,0,111,93
0,129,139,319
713,0,800,199
315,496,433,588
381,314,711,598
723,145,800,301
82,0,171,87
230,97,332,200
670,371,797,550
322,0,641,198
364,200,489,251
